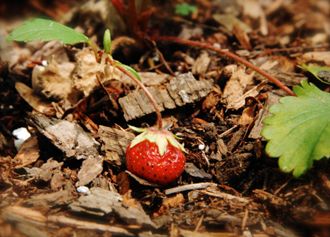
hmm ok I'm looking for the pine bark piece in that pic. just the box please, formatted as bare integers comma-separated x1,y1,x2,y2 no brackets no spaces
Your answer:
98,126,135,166
29,114,99,160
70,187,156,228
118,73,213,121
77,156,104,186
1,205,134,237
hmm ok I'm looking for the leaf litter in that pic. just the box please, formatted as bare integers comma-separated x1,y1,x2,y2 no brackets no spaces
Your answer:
0,0,330,237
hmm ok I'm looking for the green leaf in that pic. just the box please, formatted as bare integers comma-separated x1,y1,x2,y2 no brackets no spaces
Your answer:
7,18,89,45
175,3,197,16
103,29,112,54
299,64,330,85
115,61,142,81
261,80,330,177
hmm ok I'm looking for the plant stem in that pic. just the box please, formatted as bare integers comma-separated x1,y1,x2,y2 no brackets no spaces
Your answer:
112,61,163,129
153,36,295,96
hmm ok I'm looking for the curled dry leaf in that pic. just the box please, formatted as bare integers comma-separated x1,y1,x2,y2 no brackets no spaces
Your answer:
15,82,55,116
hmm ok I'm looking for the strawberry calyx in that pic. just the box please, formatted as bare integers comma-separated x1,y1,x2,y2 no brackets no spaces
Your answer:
128,125,185,156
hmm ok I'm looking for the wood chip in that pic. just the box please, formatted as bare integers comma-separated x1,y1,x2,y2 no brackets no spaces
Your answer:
23,159,63,182
29,113,99,160
184,163,212,179
1,206,134,237
70,187,156,227
98,126,134,166
192,51,211,75
119,73,213,121
77,156,104,186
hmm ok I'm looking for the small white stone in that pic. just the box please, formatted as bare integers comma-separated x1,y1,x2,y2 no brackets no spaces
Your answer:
77,186,90,194
41,60,48,66
198,144,205,150
12,127,31,150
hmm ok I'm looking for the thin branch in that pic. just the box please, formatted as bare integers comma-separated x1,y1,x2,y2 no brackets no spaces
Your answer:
153,36,295,96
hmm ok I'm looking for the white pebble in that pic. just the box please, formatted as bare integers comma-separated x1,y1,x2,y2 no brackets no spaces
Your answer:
12,127,31,150
198,144,205,150
77,186,90,194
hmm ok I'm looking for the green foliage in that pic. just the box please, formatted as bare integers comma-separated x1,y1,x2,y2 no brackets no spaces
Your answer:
115,61,142,81
175,3,197,16
262,81,330,177
300,64,330,85
103,29,112,54
7,18,89,45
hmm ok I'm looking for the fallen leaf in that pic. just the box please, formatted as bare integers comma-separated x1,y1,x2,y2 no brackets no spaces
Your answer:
15,82,55,116
13,136,39,168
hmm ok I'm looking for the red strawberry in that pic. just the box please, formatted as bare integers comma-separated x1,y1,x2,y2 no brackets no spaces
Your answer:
126,127,186,185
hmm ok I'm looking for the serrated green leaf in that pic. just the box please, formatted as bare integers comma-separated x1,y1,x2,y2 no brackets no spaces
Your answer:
299,64,330,85
7,18,89,45
103,29,112,54
175,3,197,16
261,80,330,177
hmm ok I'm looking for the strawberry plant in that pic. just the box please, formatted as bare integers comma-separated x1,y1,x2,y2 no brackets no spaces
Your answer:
8,18,186,185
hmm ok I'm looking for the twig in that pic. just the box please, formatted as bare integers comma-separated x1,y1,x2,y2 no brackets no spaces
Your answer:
152,36,295,96
201,190,250,204
165,182,217,195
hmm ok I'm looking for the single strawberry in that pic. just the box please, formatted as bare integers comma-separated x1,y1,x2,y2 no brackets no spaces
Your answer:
126,127,186,185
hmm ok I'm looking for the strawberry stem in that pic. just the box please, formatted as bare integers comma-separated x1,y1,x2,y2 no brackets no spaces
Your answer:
112,59,163,129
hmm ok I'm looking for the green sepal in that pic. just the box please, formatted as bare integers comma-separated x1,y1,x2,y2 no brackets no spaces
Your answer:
129,128,186,156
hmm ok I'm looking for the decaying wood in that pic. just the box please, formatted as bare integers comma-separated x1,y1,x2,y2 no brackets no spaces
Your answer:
119,73,213,121
1,205,134,237
77,156,104,186
70,187,156,228
98,125,134,165
29,113,99,160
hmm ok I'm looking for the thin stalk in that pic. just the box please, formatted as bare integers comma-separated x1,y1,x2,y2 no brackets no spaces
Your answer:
153,36,295,96
113,60,163,129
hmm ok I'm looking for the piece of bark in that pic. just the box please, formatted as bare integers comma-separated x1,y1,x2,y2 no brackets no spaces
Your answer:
77,156,103,186
118,73,213,121
70,187,156,228
29,113,99,160
98,126,134,165
192,51,211,75
26,190,75,208
184,163,212,179
23,159,63,182
70,187,122,216
1,205,134,237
